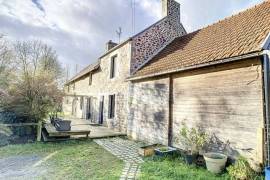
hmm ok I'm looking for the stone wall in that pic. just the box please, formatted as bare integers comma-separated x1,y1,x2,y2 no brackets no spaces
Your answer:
63,42,131,133
128,77,170,145
130,0,186,73
128,58,264,168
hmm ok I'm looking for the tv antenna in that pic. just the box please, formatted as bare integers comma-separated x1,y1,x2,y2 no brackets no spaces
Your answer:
116,27,122,43
131,0,136,34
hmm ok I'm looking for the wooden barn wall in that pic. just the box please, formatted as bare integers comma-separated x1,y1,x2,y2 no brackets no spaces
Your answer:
171,58,264,166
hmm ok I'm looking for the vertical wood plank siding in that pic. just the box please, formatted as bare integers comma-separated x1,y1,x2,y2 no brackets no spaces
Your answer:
172,58,264,165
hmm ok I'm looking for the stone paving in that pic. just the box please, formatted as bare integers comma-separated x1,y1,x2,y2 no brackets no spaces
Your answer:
94,137,144,180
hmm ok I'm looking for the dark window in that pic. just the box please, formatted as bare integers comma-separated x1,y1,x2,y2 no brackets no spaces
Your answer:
73,83,75,90
108,95,115,118
80,97,84,110
67,85,70,92
110,55,117,79
89,73,92,85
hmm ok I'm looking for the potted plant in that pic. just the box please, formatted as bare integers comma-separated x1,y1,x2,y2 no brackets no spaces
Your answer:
227,156,255,179
138,144,161,157
154,146,177,157
178,123,208,164
204,152,227,174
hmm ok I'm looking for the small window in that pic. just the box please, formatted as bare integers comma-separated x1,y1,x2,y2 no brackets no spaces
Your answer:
80,97,84,110
67,85,70,92
89,73,92,85
73,83,75,90
108,95,115,118
66,98,69,104
110,55,117,79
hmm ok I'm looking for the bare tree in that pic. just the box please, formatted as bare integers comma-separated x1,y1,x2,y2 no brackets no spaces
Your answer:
1,40,64,123
0,35,14,89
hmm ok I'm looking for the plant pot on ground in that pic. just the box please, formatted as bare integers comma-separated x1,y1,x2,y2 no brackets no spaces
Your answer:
177,123,209,165
183,151,198,165
204,152,227,174
154,146,177,157
138,144,161,157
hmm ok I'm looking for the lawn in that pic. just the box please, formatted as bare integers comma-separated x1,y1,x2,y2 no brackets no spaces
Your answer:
139,155,264,180
0,140,123,180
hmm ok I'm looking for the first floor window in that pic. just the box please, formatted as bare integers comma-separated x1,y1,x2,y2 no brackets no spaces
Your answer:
108,94,115,118
110,55,117,79
89,73,92,85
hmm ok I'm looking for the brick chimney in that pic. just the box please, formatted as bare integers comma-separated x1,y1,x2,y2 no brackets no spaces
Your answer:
106,40,118,51
162,0,180,18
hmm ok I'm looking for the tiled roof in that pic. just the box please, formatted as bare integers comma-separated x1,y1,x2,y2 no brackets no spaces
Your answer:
66,61,100,85
132,1,270,78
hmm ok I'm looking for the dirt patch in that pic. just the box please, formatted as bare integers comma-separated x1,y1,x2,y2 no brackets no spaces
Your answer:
0,155,47,179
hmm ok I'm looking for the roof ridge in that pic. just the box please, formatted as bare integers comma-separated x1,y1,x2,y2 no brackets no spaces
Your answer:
132,0,270,78
193,1,267,32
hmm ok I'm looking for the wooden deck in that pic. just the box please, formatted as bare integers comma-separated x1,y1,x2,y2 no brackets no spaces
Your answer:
44,123,90,137
42,118,126,141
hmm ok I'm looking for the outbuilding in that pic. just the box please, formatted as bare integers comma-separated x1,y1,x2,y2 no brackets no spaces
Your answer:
127,1,270,168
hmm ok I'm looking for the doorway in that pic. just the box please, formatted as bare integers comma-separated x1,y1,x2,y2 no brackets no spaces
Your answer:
72,98,77,116
86,97,91,120
99,96,104,124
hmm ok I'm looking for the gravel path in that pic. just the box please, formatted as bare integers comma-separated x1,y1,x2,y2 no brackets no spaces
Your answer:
0,154,48,180
94,137,144,180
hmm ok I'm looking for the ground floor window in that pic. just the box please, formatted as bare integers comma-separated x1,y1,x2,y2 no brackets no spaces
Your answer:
108,94,115,119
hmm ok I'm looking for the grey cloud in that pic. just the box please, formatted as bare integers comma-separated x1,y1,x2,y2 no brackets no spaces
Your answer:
0,0,264,77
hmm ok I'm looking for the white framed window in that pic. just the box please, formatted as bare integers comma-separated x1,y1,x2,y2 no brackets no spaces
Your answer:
110,55,117,79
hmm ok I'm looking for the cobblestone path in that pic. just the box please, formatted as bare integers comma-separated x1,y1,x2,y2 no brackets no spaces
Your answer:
94,137,144,180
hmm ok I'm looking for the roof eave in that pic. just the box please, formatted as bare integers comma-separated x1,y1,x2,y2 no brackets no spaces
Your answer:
127,51,263,81
65,64,100,85
262,32,270,50
98,38,132,59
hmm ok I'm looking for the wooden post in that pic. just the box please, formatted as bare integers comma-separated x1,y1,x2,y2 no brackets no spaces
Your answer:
37,121,42,142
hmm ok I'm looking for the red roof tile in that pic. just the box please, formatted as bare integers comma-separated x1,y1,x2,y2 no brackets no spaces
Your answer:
132,1,270,78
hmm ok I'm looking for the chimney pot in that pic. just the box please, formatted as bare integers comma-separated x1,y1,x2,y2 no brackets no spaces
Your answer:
106,40,118,51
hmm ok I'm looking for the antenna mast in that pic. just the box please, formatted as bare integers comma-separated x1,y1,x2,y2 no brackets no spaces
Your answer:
116,27,122,43
131,0,136,34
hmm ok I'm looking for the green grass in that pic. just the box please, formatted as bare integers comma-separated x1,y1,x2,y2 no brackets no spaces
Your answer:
140,155,265,180
0,140,123,180
140,156,230,180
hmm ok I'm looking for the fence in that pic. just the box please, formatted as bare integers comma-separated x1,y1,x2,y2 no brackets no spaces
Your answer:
0,122,42,146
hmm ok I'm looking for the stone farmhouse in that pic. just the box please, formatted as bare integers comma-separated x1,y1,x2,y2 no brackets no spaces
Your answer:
63,0,186,132
63,0,270,168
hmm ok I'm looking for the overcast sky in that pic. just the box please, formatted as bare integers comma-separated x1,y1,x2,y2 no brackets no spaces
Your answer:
0,0,264,77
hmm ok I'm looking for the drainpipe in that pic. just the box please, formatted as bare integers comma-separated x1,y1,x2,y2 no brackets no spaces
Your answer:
262,51,270,166
168,75,173,146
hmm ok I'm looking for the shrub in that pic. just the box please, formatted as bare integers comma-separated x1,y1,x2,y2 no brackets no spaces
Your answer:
227,156,255,180
178,123,208,155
